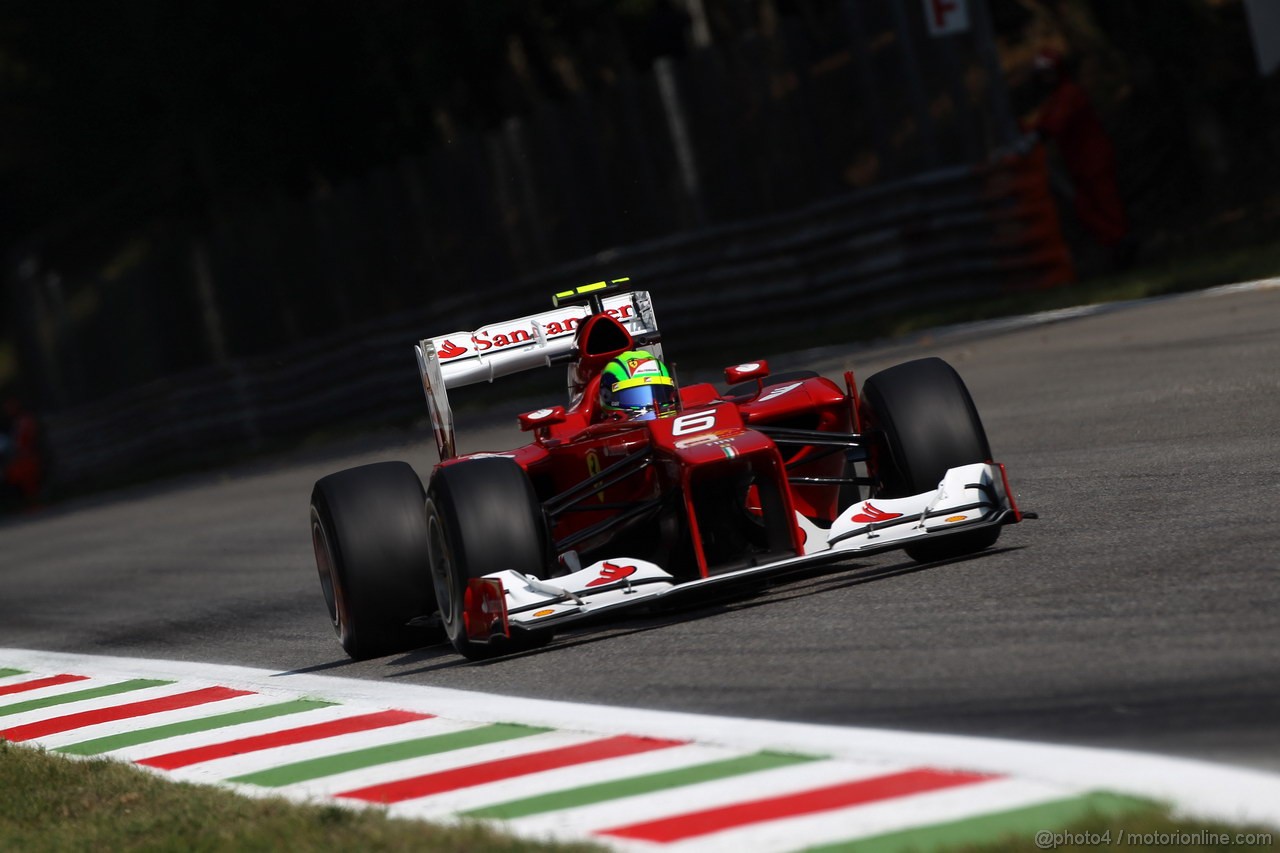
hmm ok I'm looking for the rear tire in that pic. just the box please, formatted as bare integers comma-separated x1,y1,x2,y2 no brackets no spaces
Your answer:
425,457,553,660
311,461,438,660
859,358,1000,561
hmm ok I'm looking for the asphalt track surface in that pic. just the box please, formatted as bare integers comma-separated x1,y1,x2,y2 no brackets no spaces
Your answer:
3,285,1278,771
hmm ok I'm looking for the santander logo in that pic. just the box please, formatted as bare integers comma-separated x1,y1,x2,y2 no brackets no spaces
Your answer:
851,502,903,524
586,561,637,587
438,339,467,359
434,304,636,362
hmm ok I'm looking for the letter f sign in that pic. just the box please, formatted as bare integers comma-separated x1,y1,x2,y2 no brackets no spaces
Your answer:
925,0,969,35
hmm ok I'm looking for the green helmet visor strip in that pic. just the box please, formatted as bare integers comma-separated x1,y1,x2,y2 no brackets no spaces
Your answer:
600,352,678,417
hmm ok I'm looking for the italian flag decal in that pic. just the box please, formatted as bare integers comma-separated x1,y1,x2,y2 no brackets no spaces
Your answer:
1,651,1270,851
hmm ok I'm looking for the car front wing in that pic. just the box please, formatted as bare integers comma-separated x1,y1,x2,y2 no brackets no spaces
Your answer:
461,462,1023,646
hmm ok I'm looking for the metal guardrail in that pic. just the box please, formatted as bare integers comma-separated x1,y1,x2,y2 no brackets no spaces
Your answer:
43,152,1070,489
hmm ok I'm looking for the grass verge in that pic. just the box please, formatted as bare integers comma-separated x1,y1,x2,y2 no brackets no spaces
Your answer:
0,741,603,853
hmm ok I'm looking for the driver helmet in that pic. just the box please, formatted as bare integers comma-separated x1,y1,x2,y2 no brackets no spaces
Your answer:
599,350,678,420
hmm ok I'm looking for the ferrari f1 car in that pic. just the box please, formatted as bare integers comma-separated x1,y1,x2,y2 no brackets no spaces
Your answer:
310,281,1026,660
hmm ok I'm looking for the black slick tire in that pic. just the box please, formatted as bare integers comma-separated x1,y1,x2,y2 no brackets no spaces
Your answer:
859,357,1000,561
310,461,438,660
425,457,552,661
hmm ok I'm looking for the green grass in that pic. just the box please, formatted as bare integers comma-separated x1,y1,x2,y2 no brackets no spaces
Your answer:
0,741,604,853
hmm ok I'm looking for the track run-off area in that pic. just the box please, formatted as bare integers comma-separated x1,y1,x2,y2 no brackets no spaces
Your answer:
2,281,1278,848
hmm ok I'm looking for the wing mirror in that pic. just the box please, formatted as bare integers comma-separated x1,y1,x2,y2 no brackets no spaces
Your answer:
724,360,770,386
518,405,567,431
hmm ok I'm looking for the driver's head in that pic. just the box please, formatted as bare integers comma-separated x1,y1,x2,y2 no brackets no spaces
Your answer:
599,351,677,420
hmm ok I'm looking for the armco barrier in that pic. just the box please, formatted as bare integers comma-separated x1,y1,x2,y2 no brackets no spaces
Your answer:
42,153,1071,489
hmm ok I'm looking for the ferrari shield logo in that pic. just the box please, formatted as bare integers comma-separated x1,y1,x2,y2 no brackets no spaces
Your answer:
627,356,660,375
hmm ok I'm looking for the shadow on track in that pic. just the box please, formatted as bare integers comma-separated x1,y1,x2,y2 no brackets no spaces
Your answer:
313,546,1026,677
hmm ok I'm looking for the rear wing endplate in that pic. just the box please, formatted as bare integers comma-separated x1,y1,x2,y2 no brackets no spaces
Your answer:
414,290,661,461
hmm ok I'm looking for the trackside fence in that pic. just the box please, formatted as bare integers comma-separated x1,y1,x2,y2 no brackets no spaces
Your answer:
42,152,1070,489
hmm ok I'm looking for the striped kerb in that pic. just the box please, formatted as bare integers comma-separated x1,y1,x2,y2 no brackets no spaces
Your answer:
1,686,252,742
598,768,995,843
464,751,819,820
0,679,171,718
138,709,433,770
0,659,1167,853
58,699,336,756
0,674,89,697
230,723,551,788
339,735,686,805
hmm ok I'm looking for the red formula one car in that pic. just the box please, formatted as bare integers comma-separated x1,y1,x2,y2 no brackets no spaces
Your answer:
310,282,1025,660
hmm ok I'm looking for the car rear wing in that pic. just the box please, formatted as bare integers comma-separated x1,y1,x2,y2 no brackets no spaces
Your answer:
414,288,661,460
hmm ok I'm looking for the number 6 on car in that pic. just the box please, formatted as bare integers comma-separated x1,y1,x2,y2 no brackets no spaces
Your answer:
671,410,717,435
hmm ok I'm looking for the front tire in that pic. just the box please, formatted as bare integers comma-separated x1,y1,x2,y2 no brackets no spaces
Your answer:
311,461,438,660
859,357,1000,561
425,457,552,660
